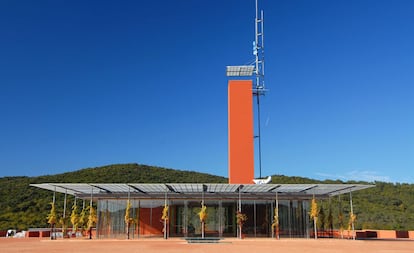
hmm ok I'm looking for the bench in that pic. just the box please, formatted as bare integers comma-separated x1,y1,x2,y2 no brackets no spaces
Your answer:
185,237,222,243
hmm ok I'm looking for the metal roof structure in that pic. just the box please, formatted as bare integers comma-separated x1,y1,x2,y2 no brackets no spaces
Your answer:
31,183,374,200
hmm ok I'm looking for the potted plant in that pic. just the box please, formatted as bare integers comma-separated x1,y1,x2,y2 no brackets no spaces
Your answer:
59,216,70,238
198,204,207,238
348,212,356,239
87,205,97,239
236,211,247,239
161,204,169,239
271,207,279,239
125,200,136,239
47,202,57,240
70,202,80,238
310,197,319,239
78,205,88,237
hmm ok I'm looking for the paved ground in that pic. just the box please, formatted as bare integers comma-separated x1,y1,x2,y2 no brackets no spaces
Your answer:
1,237,413,253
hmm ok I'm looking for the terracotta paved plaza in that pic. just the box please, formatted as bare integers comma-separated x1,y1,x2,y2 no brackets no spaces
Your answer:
1,237,413,253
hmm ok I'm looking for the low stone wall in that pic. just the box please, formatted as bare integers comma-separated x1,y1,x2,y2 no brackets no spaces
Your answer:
26,230,51,238
306,229,414,240
356,230,414,239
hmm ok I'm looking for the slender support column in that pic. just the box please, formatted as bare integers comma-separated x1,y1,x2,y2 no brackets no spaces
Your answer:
63,190,67,237
51,188,56,240
126,187,131,239
63,190,67,219
349,191,355,240
201,187,205,239
254,200,257,237
137,200,141,238
219,201,223,238
274,192,279,239
238,186,242,239
89,187,94,240
164,189,168,239
184,201,188,237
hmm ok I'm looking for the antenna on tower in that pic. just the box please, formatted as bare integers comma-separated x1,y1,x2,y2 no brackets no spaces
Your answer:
253,0,266,179
253,0,265,94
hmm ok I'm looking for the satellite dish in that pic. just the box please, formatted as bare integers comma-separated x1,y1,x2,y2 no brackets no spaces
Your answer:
253,176,271,184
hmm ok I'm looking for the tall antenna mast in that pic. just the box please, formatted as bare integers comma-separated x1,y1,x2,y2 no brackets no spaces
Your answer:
253,0,266,178
254,0,265,92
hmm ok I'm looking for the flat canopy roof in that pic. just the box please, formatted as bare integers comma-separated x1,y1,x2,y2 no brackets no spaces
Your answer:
31,183,374,200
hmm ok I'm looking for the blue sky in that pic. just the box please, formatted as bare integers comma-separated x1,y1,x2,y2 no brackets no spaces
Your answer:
1,0,413,183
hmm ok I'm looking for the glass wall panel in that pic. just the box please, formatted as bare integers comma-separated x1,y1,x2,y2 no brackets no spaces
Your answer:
241,201,254,236
97,199,135,239
97,198,311,239
98,199,165,239
169,200,185,237
239,200,272,237
222,201,236,237
182,200,221,237
276,199,310,238
138,200,164,238
256,202,271,237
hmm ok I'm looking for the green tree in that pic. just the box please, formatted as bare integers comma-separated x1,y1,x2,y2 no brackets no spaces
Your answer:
327,202,334,236
318,205,326,231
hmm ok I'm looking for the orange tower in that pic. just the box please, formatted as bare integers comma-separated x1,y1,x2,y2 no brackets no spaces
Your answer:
227,0,266,184
228,80,254,184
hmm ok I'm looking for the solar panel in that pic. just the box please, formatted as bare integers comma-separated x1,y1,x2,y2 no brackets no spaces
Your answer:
226,65,255,77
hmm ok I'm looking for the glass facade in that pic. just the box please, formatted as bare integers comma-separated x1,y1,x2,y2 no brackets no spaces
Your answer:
96,198,311,239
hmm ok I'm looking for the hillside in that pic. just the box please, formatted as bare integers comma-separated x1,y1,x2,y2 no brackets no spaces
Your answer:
1,163,414,231
0,163,226,230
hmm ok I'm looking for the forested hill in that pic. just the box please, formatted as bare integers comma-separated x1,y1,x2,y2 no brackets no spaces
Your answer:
1,163,414,231
0,163,226,230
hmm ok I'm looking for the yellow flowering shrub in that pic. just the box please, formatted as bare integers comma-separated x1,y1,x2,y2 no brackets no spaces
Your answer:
271,207,279,228
47,202,57,225
162,205,169,221
310,197,319,222
198,204,207,222
236,211,247,226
